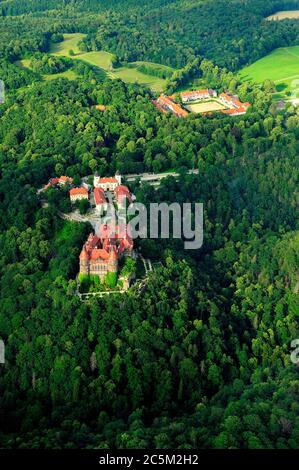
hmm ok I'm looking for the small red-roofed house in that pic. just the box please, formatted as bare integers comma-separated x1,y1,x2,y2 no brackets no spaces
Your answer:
94,187,108,211
70,187,89,202
39,175,73,193
180,89,217,103
58,176,73,185
154,95,189,118
114,185,132,207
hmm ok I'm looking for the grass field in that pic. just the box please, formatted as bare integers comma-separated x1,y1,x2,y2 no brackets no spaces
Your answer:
16,33,172,91
44,70,78,81
239,46,299,97
266,10,299,20
185,100,226,113
50,34,171,91
15,59,31,69
15,58,78,82
50,33,87,56
113,66,168,92
77,51,115,70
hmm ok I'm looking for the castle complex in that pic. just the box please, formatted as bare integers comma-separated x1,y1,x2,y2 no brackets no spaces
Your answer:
153,89,250,117
79,224,134,280
79,173,134,280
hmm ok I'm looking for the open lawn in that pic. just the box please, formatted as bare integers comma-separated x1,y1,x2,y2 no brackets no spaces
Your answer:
266,10,299,20
16,33,172,92
50,33,86,56
15,58,77,82
239,46,299,98
51,34,171,91
77,51,114,70
15,59,31,69
113,65,168,92
43,70,78,81
185,100,226,113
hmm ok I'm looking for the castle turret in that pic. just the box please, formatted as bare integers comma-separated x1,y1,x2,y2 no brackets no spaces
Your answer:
93,172,101,188
79,247,89,274
115,171,122,186
108,249,118,273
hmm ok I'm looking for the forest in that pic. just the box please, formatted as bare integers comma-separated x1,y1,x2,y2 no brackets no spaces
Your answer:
0,0,298,451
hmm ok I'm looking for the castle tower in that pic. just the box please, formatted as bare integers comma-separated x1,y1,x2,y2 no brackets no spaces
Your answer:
115,171,122,186
108,249,118,273
93,172,101,188
79,247,89,274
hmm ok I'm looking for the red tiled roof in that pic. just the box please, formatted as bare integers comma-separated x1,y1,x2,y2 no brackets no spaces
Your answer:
59,176,73,183
221,107,246,115
90,248,110,261
114,185,130,194
80,248,89,260
181,89,210,99
70,187,88,196
94,187,107,205
220,92,232,100
98,177,118,184
156,95,189,117
80,224,134,268
109,250,118,260
114,185,132,203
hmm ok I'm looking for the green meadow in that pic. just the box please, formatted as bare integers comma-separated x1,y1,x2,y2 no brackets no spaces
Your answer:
50,33,86,56
49,33,173,91
239,46,299,98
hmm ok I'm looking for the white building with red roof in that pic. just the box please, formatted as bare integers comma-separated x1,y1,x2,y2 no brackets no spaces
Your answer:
181,89,217,103
94,172,122,191
153,95,189,118
69,187,89,202
39,175,73,193
219,93,251,116
114,185,132,207
94,187,108,211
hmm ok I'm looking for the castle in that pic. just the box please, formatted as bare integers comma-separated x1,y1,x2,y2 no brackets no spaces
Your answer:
79,173,134,280
79,224,134,280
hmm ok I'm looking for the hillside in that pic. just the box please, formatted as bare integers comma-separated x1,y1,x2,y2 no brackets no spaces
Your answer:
0,0,298,454
239,45,299,99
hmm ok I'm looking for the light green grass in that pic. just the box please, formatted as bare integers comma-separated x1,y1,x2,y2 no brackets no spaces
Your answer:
15,59,31,69
15,58,77,82
50,33,86,56
51,34,171,91
77,51,115,70
239,46,299,97
17,33,172,92
44,70,78,81
113,66,167,92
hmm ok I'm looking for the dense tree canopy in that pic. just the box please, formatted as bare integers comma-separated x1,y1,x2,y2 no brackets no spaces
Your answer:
0,0,298,450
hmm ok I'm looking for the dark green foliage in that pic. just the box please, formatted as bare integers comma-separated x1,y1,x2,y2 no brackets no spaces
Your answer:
0,0,298,451
30,54,70,74
0,59,40,90
105,272,118,289
79,0,299,69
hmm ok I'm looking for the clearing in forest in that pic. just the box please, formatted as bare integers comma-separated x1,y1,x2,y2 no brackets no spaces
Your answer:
239,46,299,98
50,33,87,56
50,33,172,92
